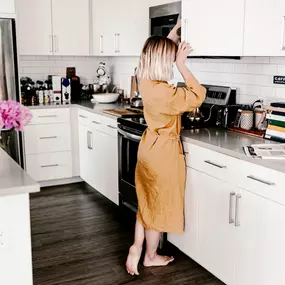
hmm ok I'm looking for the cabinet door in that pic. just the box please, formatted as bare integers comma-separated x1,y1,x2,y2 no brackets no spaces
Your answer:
0,0,15,15
52,0,90,56
92,0,117,56
78,123,90,183
168,167,199,260
16,0,53,55
182,0,245,56
243,0,285,56
235,189,285,285
197,171,236,285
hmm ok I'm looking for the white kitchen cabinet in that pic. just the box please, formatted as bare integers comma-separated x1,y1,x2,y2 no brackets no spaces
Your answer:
16,0,53,55
235,189,285,285
0,0,15,15
197,171,236,285
168,167,199,260
243,0,285,56
51,0,90,56
78,122,94,185
16,0,90,55
182,0,245,56
92,0,148,56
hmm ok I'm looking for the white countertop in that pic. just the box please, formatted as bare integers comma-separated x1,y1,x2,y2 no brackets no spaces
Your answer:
0,148,40,197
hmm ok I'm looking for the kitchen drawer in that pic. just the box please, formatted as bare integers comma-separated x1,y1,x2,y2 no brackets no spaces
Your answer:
183,142,239,184
24,123,71,155
89,113,117,137
29,108,70,125
238,161,285,205
26,152,72,182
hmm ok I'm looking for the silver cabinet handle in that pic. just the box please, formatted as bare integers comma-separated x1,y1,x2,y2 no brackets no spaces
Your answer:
184,19,188,41
40,136,57,140
114,33,118,53
79,115,87,119
235,194,242,227
38,115,57,118
281,16,285,51
54,35,58,52
247,175,276,186
49,35,53,53
87,131,93,150
100,35,104,53
107,125,116,129
92,120,101,125
41,164,59,168
204,160,227,169
116,33,120,53
229,192,236,224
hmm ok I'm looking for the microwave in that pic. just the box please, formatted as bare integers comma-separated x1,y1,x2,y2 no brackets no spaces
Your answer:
150,1,181,37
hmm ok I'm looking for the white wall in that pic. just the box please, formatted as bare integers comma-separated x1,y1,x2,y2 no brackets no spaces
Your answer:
19,56,285,104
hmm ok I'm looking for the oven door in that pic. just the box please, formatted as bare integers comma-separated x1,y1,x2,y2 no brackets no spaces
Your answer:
118,127,141,207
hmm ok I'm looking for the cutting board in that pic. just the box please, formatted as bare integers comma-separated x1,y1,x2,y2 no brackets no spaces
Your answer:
103,109,139,117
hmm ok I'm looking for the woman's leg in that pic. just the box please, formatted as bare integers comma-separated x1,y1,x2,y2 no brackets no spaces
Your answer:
126,219,145,275
143,229,174,267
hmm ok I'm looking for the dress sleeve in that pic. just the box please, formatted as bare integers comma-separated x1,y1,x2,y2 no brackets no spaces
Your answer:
162,77,206,115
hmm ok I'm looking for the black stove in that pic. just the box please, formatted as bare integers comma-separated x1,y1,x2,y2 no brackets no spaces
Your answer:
117,116,147,137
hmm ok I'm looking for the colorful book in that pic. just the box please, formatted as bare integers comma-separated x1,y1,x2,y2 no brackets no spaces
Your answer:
265,128,285,139
264,134,285,143
267,124,285,133
266,113,285,123
268,119,285,128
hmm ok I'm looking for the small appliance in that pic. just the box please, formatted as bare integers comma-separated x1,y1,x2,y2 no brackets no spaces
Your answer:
51,75,62,103
182,84,241,129
150,2,181,37
61,78,71,103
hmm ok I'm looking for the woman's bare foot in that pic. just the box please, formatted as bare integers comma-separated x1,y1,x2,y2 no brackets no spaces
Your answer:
143,253,174,267
126,245,142,276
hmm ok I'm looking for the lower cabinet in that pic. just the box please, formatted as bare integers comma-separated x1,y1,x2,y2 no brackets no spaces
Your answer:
168,144,285,285
235,189,285,285
78,114,118,205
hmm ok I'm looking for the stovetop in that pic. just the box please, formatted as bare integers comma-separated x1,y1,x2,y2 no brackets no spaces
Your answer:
117,115,147,135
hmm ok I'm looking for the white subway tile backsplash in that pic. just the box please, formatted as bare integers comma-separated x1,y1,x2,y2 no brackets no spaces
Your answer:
19,55,285,104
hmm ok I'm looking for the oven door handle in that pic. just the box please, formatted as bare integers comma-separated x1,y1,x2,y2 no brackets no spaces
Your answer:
118,129,142,142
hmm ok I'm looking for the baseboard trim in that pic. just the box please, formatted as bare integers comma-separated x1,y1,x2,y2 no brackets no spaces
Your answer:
40,177,83,188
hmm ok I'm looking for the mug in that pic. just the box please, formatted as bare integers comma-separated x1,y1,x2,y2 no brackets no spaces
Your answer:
255,109,267,131
240,110,254,130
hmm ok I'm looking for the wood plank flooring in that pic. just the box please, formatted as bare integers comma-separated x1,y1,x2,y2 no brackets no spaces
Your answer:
31,182,224,285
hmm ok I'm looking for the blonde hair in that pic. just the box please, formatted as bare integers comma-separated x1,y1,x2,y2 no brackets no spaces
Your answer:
137,36,177,82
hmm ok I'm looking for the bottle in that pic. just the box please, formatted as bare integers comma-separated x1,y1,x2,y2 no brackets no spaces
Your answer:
37,81,44,104
43,81,49,104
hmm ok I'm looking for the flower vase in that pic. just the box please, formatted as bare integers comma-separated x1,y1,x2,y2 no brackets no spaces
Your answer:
0,129,12,155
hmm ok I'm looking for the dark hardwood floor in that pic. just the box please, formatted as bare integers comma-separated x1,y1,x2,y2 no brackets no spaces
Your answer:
31,182,224,285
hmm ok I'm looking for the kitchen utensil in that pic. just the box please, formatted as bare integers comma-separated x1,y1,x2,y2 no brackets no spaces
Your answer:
240,110,254,130
92,93,119,103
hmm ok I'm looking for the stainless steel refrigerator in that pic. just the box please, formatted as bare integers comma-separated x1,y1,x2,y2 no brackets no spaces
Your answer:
0,18,23,166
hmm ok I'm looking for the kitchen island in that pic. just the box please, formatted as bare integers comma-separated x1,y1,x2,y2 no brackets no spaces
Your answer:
0,148,40,285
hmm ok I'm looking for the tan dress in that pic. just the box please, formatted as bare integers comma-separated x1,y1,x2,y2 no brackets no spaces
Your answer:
135,77,206,234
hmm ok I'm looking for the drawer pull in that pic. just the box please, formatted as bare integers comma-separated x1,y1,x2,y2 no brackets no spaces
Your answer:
41,164,59,168
92,121,101,125
229,192,236,224
204,160,227,169
79,115,87,119
38,115,57,118
247,175,276,186
107,125,116,129
40,136,57,140
235,194,242,227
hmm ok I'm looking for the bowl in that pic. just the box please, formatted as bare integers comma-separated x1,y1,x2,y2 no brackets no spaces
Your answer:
92,93,119,104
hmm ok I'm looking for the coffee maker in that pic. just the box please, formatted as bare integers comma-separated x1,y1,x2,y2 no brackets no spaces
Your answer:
182,84,241,129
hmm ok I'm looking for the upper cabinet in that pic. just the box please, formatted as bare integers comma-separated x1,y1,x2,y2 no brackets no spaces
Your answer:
182,0,245,57
16,0,90,56
92,0,149,56
16,0,53,55
0,0,15,15
51,0,90,56
243,0,285,56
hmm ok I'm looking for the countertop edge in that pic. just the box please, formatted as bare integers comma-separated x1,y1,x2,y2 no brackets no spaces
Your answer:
0,183,40,198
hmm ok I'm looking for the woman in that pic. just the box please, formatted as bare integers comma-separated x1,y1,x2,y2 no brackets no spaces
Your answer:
126,25,206,276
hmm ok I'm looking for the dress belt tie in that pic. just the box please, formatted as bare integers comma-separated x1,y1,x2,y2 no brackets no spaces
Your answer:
147,129,180,140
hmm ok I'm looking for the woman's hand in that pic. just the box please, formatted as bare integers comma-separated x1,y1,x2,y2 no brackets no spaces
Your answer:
176,41,192,68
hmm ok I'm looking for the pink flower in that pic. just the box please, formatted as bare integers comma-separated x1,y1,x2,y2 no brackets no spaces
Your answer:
0,100,32,131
